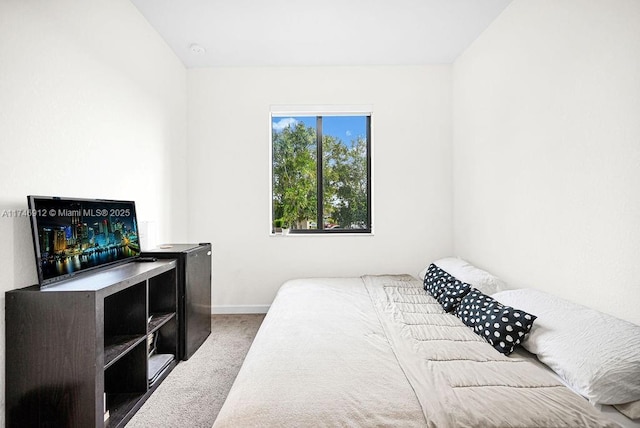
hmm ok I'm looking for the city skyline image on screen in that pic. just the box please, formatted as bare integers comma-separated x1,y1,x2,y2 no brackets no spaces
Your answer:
28,196,141,286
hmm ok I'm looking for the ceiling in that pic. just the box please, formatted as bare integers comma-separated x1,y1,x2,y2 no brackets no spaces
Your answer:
130,0,513,68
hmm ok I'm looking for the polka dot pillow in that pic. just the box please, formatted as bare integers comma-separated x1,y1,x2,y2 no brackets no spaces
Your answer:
455,288,497,328
455,288,537,355
436,279,471,312
477,303,536,355
423,264,452,300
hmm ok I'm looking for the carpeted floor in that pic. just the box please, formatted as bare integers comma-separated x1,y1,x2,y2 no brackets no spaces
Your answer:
126,314,265,428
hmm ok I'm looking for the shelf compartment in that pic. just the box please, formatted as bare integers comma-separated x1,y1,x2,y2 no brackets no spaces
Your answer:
104,334,147,369
149,358,178,388
105,392,142,427
148,353,175,386
147,314,178,359
104,342,147,426
149,270,177,314
148,312,176,334
104,281,146,370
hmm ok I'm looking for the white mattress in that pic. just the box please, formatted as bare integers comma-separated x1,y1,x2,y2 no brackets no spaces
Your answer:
213,276,636,427
214,277,427,427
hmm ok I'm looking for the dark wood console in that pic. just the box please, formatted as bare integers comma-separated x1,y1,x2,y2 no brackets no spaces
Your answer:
5,260,178,428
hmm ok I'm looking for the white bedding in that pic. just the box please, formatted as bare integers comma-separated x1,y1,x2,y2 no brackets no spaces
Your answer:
214,278,426,427
493,288,640,406
511,348,640,428
213,275,626,427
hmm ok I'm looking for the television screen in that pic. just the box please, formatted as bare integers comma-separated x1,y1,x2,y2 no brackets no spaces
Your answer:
27,195,141,287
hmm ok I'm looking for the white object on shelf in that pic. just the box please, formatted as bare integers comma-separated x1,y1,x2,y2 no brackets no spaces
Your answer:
148,353,174,385
138,220,158,251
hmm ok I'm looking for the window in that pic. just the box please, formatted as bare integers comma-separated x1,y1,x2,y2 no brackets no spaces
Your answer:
271,113,372,234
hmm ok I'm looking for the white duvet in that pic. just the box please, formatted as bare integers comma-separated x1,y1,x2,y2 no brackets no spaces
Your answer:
213,276,617,427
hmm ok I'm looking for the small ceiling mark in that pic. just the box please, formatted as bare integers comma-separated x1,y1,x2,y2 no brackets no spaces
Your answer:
190,44,206,55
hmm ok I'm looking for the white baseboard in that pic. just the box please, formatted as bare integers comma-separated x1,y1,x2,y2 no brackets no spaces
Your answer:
212,305,270,314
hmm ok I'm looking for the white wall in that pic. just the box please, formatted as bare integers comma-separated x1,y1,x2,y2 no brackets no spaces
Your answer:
453,0,640,324
0,0,187,424
188,66,452,312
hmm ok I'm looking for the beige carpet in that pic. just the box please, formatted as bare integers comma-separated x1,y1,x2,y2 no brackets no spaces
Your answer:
126,314,265,428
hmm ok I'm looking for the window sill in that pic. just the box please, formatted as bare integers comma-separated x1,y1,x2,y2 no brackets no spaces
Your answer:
269,232,374,237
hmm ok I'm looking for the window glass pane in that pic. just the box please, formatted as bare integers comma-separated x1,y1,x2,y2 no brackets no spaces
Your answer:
271,116,318,230
322,116,368,230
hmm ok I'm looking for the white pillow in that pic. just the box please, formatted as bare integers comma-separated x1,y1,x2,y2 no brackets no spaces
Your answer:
492,288,640,406
417,257,506,296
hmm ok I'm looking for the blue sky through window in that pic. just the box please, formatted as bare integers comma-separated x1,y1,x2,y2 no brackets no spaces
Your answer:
272,115,366,146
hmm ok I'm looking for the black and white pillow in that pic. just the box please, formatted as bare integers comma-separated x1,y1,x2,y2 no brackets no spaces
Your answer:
455,288,497,328
475,302,536,355
423,264,452,300
454,288,536,355
436,279,471,312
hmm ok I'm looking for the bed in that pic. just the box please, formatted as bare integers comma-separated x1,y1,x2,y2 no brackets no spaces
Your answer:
213,259,640,427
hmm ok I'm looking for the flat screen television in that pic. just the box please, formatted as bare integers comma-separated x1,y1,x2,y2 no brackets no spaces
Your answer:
27,195,141,287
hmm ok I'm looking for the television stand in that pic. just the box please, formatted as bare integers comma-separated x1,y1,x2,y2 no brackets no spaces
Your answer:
5,260,179,428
